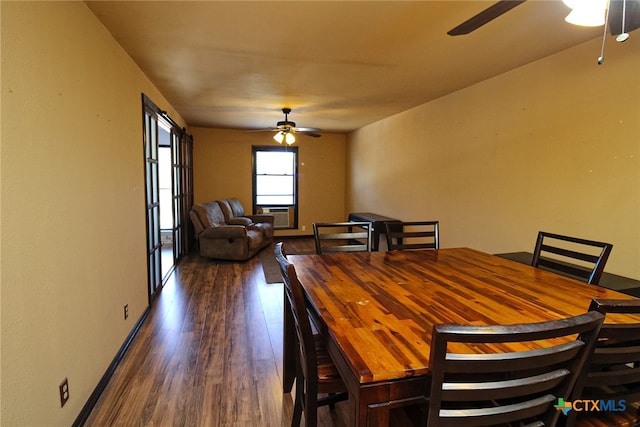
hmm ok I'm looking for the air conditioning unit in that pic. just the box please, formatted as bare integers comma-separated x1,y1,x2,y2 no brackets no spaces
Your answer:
262,208,290,228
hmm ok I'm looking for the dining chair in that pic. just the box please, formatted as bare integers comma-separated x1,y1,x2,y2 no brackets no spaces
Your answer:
312,221,372,254
274,243,348,427
426,311,605,427
566,298,640,427
385,220,439,251
531,231,613,285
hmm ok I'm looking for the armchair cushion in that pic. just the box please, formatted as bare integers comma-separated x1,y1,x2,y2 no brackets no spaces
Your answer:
193,202,226,228
217,198,275,240
200,225,247,239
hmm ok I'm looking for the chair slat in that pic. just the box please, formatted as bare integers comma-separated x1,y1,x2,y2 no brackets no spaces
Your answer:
444,341,584,373
441,369,570,401
537,257,594,281
539,244,601,264
439,394,556,427
587,366,640,386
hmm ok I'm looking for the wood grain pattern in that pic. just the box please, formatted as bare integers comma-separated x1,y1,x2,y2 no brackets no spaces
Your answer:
286,247,640,427
84,239,420,427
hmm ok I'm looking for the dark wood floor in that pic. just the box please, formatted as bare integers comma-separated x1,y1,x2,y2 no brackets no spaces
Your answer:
86,238,373,426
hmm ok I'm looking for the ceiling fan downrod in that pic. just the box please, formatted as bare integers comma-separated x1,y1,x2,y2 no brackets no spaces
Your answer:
277,108,295,128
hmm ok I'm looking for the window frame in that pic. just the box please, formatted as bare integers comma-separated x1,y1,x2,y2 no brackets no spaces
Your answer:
252,145,298,229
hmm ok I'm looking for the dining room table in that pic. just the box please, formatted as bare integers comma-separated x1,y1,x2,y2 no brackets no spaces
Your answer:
282,247,640,427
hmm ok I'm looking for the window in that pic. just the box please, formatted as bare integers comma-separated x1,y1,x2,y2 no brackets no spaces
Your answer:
253,146,298,229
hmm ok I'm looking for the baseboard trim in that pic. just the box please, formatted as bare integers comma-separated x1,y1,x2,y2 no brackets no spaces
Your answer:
72,307,150,426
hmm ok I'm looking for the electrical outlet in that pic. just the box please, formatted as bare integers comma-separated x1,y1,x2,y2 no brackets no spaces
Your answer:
301,225,306,231
124,304,129,320
59,378,69,407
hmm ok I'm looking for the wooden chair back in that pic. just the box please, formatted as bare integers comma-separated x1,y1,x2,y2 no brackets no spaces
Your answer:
531,232,613,285
567,299,640,427
427,311,605,427
274,242,347,426
275,243,319,398
385,220,439,251
313,221,372,254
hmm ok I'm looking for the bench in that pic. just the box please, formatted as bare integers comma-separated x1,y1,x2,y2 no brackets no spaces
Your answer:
348,212,401,251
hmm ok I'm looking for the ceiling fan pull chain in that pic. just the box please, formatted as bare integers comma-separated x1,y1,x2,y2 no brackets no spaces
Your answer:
598,0,611,64
616,0,630,42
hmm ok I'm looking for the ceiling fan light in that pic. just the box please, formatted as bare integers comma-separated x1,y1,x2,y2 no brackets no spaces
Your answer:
564,0,607,26
562,0,580,9
565,9,605,26
285,132,296,145
273,131,285,144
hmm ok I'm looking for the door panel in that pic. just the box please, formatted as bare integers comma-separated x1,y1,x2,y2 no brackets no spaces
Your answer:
143,108,163,300
143,94,194,303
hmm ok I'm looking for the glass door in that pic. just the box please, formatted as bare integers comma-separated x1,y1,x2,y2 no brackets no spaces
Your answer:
142,94,194,303
171,130,193,262
143,105,162,300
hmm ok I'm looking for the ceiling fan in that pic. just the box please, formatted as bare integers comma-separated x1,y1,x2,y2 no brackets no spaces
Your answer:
447,0,640,37
256,108,322,145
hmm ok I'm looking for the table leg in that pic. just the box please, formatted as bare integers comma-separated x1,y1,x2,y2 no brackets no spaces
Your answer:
367,403,390,427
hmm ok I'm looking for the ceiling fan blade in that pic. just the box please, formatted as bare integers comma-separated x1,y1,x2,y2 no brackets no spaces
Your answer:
447,0,527,36
295,127,321,132
608,0,640,35
247,128,279,132
297,131,322,138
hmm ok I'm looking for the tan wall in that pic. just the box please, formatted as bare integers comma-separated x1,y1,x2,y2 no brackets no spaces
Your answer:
1,2,185,424
347,37,640,279
191,127,346,236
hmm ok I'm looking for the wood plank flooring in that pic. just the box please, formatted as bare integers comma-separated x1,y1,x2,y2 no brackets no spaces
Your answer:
85,239,372,426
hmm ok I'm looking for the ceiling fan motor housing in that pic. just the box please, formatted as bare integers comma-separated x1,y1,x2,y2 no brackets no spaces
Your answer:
277,120,296,128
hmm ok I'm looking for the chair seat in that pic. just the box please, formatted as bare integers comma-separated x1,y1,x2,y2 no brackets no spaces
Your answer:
574,404,640,427
313,334,346,394
570,299,640,427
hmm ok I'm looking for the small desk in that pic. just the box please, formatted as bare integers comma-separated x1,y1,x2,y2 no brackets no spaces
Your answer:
347,212,400,251
285,248,639,427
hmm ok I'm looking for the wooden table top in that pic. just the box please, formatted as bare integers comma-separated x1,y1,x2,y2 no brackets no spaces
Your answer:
288,247,638,384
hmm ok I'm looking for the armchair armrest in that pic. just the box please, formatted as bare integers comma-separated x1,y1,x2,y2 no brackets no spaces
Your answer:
228,217,253,226
200,225,247,239
248,214,274,224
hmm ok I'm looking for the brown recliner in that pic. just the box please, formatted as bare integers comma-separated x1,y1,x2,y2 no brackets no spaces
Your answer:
190,200,273,261
216,198,275,242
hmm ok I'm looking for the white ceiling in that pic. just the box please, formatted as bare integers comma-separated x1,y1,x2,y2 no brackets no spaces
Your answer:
85,1,604,133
